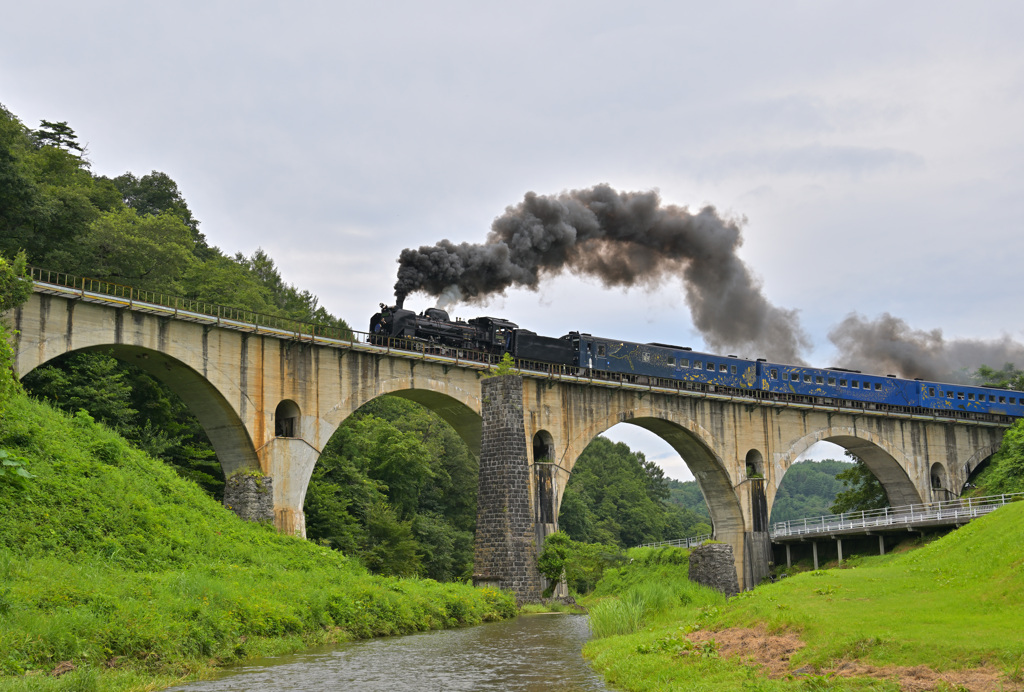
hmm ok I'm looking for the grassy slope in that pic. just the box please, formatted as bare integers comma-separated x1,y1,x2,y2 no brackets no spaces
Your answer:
584,505,1024,690
0,394,515,692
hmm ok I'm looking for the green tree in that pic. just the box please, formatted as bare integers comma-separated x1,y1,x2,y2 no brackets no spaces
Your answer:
973,364,1024,392
830,453,889,514
33,120,84,153
0,252,32,406
557,436,699,548
770,458,854,523
971,418,1024,494
536,531,625,595
110,170,207,252
74,207,195,289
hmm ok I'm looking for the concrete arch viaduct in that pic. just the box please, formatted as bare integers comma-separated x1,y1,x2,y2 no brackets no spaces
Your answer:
5,283,1011,597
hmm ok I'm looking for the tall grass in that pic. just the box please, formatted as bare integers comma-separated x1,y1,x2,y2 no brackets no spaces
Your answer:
0,393,517,690
587,557,724,638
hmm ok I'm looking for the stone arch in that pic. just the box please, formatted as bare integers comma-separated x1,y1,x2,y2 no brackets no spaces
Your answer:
558,412,745,544
960,442,1002,491
777,428,922,508
323,357,484,457
20,344,259,478
275,399,300,438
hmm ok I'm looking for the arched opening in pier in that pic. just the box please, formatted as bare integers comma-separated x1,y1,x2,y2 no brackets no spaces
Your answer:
275,399,301,437
305,393,479,582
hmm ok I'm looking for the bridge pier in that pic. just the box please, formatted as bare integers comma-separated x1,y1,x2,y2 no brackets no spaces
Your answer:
472,375,544,603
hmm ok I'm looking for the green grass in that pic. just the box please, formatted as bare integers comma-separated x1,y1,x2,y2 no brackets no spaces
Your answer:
0,394,516,691
583,504,1024,690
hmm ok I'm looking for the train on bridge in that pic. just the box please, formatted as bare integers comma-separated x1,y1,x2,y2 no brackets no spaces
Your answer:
369,303,1024,422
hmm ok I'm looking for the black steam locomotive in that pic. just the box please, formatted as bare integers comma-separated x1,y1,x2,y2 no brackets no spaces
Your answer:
370,304,579,365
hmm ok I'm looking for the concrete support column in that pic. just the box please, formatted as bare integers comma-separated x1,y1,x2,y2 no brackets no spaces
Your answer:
785,544,792,568
472,376,543,603
879,535,886,555
258,436,321,537
837,538,844,565
812,541,819,570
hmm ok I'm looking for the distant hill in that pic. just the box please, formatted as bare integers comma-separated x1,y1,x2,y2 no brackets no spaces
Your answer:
769,459,853,523
666,458,854,527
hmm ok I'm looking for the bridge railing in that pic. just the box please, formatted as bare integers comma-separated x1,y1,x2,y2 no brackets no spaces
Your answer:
769,492,1024,539
636,533,713,549
27,266,357,341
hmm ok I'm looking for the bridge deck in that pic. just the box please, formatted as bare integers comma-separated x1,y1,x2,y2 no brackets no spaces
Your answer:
28,278,1011,429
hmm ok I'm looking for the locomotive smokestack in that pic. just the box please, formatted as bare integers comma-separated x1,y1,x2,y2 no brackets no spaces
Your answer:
396,295,405,310
394,184,809,363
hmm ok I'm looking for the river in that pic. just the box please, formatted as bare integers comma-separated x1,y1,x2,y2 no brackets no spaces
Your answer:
166,613,609,691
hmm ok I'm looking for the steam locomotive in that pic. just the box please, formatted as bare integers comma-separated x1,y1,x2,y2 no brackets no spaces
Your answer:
369,304,1024,421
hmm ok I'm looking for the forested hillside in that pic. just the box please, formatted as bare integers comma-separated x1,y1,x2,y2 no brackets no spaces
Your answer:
558,436,711,547
0,104,485,580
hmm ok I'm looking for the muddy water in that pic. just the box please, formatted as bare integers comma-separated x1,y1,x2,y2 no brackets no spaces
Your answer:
166,613,609,691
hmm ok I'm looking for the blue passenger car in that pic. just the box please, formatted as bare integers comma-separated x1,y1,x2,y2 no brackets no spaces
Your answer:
571,334,759,390
918,381,1024,416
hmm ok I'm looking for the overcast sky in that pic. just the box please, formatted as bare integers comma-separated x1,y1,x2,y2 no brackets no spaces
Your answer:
4,2,1023,482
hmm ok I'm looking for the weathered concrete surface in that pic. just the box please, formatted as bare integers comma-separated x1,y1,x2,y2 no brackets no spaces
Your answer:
7,288,1010,590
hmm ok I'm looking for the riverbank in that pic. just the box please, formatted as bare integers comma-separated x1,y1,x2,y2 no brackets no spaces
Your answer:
582,502,1024,691
0,393,516,692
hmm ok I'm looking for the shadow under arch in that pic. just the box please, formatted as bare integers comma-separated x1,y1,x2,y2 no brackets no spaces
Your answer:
22,344,260,478
960,442,1003,492
780,431,922,507
565,415,745,542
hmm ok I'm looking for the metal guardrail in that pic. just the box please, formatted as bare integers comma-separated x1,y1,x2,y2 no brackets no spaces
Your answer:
27,266,357,341
768,492,1024,539
638,493,1023,549
637,533,713,549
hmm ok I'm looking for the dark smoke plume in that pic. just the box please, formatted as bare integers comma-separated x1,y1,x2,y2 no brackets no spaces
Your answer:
828,312,1024,382
395,184,809,363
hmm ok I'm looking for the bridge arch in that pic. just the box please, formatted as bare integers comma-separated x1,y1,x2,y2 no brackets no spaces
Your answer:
553,412,745,545
775,427,923,509
960,442,1003,492
325,384,483,458
21,344,260,478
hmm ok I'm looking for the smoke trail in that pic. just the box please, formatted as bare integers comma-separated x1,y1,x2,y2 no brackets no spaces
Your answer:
828,312,1024,382
395,184,809,363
